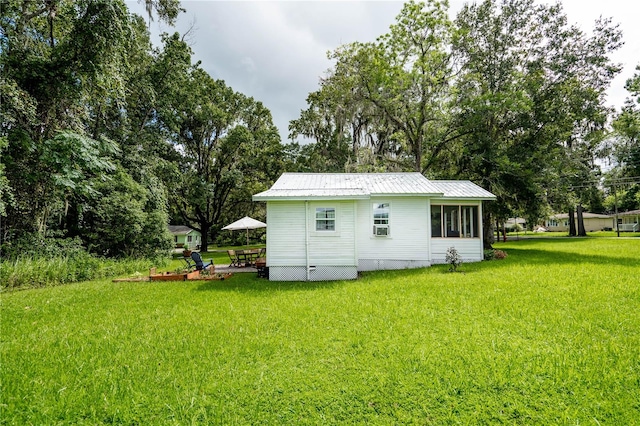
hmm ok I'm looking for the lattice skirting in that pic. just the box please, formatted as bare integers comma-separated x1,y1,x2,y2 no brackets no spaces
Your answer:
358,259,431,271
268,266,357,281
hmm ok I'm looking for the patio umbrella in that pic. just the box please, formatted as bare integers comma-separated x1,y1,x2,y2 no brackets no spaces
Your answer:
222,216,267,245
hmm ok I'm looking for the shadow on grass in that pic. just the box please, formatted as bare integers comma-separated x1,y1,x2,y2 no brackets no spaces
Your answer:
193,238,639,291
193,274,347,293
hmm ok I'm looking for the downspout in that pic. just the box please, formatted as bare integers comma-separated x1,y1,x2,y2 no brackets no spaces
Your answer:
305,200,310,281
479,201,484,256
426,201,431,265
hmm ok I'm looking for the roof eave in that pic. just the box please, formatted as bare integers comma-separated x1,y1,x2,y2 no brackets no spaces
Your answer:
253,195,371,202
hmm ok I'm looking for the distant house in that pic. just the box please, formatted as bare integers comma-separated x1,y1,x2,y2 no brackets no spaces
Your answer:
545,213,614,232
168,225,201,249
253,173,495,281
617,209,640,232
505,217,527,231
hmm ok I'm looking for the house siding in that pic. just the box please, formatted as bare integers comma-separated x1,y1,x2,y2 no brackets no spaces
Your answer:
265,202,306,267
265,201,358,281
356,197,431,271
430,239,484,263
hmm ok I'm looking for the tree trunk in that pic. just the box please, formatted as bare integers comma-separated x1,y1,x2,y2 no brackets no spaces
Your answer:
483,212,495,250
568,207,576,236
200,223,211,253
576,204,586,236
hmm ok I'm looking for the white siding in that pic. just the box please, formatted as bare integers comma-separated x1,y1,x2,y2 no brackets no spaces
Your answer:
430,238,484,263
307,201,357,267
265,202,306,267
266,201,357,267
355,197,430,270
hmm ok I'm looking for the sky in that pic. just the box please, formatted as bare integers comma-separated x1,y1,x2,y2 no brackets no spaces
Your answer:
126,0,640,144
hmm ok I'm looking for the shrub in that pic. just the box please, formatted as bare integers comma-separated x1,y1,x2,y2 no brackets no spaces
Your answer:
445,247,462,272
484,249,507,260
494,249,507,259
483,249,496,260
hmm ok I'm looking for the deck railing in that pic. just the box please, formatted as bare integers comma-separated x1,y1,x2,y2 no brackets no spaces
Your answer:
618,223,639,232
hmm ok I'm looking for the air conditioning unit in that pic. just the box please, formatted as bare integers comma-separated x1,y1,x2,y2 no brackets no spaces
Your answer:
373,225,389,236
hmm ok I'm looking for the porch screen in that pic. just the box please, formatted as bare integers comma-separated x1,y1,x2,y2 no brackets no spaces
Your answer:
431,205,479,238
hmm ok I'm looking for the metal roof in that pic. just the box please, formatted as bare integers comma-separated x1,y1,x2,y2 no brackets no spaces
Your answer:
429,180,497,199
253,173,495,201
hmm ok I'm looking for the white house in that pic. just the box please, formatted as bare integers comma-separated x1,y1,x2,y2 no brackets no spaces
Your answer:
617,209,640,232
252,173,495,281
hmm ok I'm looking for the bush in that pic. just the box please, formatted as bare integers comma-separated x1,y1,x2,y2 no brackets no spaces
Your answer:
483,249,496,260
507,223,523,233
484,249,507,260
494,249,507,259
446,247,462,272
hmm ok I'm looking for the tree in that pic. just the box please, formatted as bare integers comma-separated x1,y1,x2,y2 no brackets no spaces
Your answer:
0,0,187,256
165,68,283,251
606,65,640,212
451,0,622,246
291,0,455,173
1,0,133,239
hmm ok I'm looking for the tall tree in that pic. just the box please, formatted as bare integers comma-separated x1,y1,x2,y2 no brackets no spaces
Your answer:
165,68,283,251
1,0,131,239
451,0,622,246
291,0,455,173
0,0,183,255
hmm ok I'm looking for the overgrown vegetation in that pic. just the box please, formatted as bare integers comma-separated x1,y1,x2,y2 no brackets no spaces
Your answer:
0,236,163,289
2,239,639,423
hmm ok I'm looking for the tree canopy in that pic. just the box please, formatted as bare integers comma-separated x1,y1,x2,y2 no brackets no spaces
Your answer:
290,0,625,244
0,0,283,257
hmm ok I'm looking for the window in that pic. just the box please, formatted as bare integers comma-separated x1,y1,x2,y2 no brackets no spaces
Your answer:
431,206,442,237
315,207,336,231
373,202,390,236
461,206,478,238
444,205,460,237
187,235,193,243
431,205,479,238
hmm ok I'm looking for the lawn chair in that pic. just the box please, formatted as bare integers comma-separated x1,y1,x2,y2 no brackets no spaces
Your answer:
180,256,196,272
190,251,213,271
227,250,242,267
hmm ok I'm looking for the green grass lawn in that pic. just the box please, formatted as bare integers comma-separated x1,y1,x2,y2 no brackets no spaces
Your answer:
2,238,639,424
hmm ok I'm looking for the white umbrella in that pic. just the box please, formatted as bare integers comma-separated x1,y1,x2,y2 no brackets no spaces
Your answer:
222,216,267,245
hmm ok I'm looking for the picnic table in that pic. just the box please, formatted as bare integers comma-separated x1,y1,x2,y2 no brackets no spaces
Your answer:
231,248,265,267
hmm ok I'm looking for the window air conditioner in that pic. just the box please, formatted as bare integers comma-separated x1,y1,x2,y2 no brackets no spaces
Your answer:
373,225,389,236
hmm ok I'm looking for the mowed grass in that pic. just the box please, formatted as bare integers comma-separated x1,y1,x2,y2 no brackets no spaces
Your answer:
2,238,639,424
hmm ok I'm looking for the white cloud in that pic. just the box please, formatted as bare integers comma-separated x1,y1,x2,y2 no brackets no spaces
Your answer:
127,0,640,142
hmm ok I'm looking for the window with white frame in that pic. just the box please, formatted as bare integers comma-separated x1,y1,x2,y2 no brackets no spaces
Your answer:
373,202,390,236
431,205,479,238
315,207,336,231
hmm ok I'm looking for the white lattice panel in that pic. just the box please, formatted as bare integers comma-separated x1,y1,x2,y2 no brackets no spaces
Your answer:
308,266,357,281
268,266,307,281
269,266,358,281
